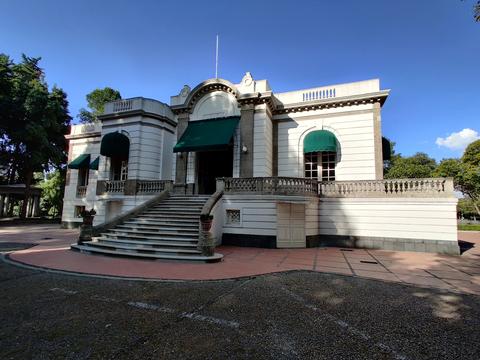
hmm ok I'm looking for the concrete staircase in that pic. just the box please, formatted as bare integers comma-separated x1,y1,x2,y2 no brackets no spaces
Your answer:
71,195,223,262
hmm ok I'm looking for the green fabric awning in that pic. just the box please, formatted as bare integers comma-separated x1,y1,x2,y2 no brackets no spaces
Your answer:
173,116,240,153
68,154,90,169
303,130,337,153
100,132,130,158
89,156,99,170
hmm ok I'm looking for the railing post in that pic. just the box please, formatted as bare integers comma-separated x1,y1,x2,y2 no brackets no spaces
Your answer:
216,178,225,192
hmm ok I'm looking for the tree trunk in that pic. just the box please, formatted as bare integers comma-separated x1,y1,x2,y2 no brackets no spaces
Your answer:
20,169,33,219
474,202,480,218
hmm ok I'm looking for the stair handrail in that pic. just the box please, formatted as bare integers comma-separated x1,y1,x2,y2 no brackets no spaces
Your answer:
91,190,170,237
198,188,224,256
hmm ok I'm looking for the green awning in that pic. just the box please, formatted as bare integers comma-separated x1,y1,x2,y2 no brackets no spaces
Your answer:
89,156,99,170
304,130,337,153
100,132,130,158
68,154,90,169
173,116,240,153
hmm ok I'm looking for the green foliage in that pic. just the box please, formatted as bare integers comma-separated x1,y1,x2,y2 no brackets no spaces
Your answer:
78,87,121,123
462,139,480,167
458,198,478,217
384,152,437,179
0,53,71,218
432,158,462,178
39,170,65,217
458,223,480,231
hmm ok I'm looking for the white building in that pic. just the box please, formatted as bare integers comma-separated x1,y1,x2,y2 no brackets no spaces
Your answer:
63,73,459,261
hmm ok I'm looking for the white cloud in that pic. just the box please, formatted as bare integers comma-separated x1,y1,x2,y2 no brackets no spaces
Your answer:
435,128,479,151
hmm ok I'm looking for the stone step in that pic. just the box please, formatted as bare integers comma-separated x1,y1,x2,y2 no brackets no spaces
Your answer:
84,241,202,254
101,233,198,242
71,244,223,262
105,228,198,239
124,220,199,228
137,214,200,220
93,237,198,248
118,223,198,231
149,207,203,212
112,226,198,235
142,208,202,215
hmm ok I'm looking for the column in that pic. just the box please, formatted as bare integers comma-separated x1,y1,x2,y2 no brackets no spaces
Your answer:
27,197,33,218
239,104,254,178
175,113,189,184
0,195,4,217
33,195,41,217
3,195,9,216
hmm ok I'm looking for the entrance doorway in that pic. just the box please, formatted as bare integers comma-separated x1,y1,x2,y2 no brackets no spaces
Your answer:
196,147,233,194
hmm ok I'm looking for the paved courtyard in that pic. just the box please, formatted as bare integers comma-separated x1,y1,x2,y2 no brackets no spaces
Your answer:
1,225,480,295
0,250,479,359
1,225,479,359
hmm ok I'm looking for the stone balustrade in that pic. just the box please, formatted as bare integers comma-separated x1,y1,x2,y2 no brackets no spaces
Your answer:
136,180,171,194
221,177,319,196
103,97,174,119
97,179,173,195
319,178,454,198
76,185,87,198
220,177,454,198
104,180,125,194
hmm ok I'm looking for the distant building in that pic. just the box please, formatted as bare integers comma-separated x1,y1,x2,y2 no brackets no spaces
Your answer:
63,73,459,260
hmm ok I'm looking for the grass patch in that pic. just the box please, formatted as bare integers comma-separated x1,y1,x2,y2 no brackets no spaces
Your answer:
458,224,480,231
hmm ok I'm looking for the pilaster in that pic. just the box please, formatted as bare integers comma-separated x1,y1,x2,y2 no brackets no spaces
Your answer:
175,113,190,184
373,103,383,180
239,104,254,177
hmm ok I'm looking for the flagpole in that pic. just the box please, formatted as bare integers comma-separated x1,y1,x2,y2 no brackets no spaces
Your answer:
215,34,219,79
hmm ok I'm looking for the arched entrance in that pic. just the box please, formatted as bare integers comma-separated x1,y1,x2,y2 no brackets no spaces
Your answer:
174,116,239,194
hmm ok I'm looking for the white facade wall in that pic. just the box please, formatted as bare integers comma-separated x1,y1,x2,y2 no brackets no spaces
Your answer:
101,117,175,180
319,198,458,242
275,105,377,180
222,195,315,237
62,136,101,225
253,107,273,177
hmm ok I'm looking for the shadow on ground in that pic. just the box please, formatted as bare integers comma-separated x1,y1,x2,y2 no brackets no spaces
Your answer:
0,260,478,360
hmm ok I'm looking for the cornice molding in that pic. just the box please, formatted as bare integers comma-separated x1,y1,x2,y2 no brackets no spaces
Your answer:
273,90,389,115
98,110,177,127
171,79,239,114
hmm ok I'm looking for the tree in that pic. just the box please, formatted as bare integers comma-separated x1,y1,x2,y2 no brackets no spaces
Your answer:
39,169,65,217
434,141,480,216
78,87,121,123
384,152,437,179
462,139,480,166
475,1,480,21
458,140,480,215
0,54,71,218
432,158,462,178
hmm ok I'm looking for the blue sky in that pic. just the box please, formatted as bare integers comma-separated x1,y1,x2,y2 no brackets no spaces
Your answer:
1,0,478,160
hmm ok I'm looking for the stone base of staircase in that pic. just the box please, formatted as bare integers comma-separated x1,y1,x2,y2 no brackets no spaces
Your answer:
70,195,223,263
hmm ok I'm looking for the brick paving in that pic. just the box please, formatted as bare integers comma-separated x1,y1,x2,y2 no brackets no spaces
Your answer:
1,224,479,295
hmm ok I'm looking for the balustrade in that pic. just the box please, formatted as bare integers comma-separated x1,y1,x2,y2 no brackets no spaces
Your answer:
76,185,87,198
222,177,318,196
319,178,453,197
221,177,454,198
112,99,133,112
104,180,125,194
136,180,170,194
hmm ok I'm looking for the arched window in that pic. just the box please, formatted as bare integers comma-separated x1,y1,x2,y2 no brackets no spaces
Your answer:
100,132,130,181
303,130,338,181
